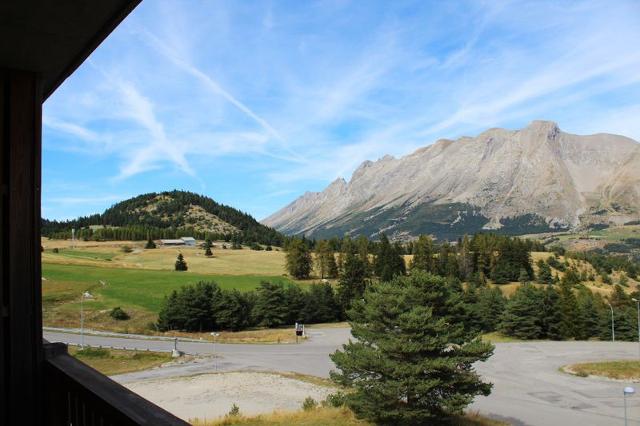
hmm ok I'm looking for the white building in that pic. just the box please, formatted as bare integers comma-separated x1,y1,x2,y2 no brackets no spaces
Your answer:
180,237,196,246
159,237,196,246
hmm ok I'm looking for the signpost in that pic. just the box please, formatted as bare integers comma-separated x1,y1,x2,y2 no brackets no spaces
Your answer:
295,323,304,344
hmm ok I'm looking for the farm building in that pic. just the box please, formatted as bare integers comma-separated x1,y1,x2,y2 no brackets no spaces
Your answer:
159,237,197,246
180,237,197,246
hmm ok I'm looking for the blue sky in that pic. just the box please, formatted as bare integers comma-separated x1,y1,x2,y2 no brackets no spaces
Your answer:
43,0,640,221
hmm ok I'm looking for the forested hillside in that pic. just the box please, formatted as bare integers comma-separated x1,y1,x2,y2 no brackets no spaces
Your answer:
42,190,284,245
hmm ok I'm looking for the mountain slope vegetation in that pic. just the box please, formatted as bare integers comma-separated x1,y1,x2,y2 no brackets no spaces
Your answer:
42,190,283,245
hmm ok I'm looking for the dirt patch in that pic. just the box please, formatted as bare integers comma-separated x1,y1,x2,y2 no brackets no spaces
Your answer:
124,371,335,422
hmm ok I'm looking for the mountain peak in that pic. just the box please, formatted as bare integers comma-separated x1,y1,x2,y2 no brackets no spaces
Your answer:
263,122,640,240
526,120,560,134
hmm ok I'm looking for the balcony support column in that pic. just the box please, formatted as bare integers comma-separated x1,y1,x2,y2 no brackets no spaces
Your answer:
0,68,44,425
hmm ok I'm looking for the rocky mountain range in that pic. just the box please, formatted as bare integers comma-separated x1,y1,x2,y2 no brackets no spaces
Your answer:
263,121,640,240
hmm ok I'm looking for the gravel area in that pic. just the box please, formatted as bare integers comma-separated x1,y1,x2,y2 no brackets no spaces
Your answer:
124,371,335,422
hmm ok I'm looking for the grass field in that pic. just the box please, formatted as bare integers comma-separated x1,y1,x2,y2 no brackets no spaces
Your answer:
42,262,296,333
42,239,290,276
41,239,300,334
69,346,173,376
191,407,506,426
563,360,640,380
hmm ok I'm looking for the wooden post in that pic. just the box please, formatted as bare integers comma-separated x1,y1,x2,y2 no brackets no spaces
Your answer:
0,69,44,425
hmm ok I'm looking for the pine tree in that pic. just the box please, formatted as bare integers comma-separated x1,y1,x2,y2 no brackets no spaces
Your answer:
575,289,600,340
284,284,307,324
374,234,406,282
337,251,367,316
409,235,435,273
500,284,543,339
253,281,288,327
330,272,493,424
315,240,338,279
204,246,213,257
557,280,580,339
476,286,506,332
214,289,252,331
301,283,340,324
536,259,553,284
540,286,563,340
175,253,188,271
356,235,372,277
145,237,156,249
285,238,312,279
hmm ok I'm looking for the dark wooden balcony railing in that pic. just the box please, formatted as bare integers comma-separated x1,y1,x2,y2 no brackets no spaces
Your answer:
44,341,190,426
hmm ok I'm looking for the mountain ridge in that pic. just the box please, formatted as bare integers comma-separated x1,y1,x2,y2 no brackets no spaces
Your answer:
42,190,284,245
263,121,640,240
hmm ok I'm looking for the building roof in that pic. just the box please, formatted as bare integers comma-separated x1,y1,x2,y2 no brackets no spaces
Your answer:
180,237,196,241
0,0,141,99
160,239,185,244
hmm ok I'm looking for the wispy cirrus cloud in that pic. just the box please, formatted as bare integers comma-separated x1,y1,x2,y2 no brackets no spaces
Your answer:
42,0,640,221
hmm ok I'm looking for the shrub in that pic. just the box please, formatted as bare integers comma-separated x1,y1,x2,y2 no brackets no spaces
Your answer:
323,392,347,408
302,397,318,411
250,242,264,251
121,245,133,253
228,403,240,416
76,347,110,358
110,307,130,320
145,238,156,249
52,248,59,253
265,245,273,251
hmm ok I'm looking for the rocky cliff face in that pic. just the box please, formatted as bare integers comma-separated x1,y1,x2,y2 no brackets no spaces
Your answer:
263,121,640,240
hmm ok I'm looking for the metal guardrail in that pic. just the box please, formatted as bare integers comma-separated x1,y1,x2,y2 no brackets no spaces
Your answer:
43,342,189,426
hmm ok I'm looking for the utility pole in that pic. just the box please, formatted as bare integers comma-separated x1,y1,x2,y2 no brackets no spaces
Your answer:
633,298,640,357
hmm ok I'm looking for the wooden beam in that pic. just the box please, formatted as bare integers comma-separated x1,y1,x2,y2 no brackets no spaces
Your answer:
0,68,43,425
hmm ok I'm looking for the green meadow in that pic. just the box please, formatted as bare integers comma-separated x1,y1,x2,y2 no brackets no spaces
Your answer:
42,249,297,334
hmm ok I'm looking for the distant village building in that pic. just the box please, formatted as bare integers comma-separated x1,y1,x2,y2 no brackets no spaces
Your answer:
159,237,197,246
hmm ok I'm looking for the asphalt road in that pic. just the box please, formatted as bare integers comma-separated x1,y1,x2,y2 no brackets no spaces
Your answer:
44,329,640,426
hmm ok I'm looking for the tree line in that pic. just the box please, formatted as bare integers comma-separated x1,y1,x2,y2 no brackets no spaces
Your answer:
157,281,342,332
285,233,540,284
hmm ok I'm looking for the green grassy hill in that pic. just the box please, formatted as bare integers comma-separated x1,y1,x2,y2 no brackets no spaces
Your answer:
41,190,284,245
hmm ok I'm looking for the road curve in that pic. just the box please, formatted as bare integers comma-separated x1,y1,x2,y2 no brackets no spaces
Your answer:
44,329,640,426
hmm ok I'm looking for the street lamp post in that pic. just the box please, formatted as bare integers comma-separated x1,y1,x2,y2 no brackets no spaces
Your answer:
210,332,220,371
624,386,635,426
633,298,640,357
607,302,615,342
